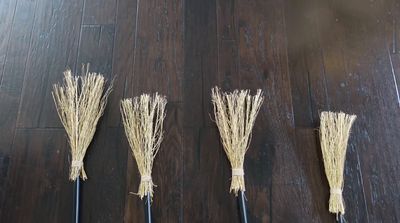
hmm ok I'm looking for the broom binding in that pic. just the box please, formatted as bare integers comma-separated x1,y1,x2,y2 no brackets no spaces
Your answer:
232,168,245,176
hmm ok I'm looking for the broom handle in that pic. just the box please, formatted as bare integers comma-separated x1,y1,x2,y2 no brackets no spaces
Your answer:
73,178,80,223
338,214,344,223
238,190,248,223
144,192,152,223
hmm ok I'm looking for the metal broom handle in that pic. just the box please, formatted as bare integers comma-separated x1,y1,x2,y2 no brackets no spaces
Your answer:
144,192,152,223
238,190,248,223
73,178,81,223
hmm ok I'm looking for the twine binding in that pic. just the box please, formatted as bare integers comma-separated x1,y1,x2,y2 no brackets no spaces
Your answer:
330,188,342,195
141,175,152,182
71,160,83,168
232,168,244,176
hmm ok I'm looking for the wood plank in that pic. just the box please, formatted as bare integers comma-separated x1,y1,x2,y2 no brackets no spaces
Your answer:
152,103,183,222
1,129,72,222
83,0,117,25
330,0,400,221
0,0,37,149
80,126,127,222
77,25,115,79
127,0,184,102
281,1,332,221
17,0,84,128
284,0,330,128
123,103,183,222
0,0,18,83
316,0,374,221
183,127,238,223
271,138,329,223
106,0,137,127
183,1,218,127
217,40,240,90
183,0,217,128
236,0,294,144
234,0,293,222
183,1,238,222
216,0,237,41
384,1,400,94
0,0,37,215
271,128,333,222
216,0,241,89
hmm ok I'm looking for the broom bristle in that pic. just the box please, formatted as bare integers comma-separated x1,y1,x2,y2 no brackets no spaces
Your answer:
320,111,356,215
120,93,167,199
52,66,112,181
211,87,264,195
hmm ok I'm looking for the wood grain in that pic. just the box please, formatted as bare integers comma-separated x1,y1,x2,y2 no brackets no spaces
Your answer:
0,0,37,217
1,0,400,222
17,0,84,128
1,129,71,223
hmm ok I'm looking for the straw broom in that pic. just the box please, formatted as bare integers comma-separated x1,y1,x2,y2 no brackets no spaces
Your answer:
211,87,264,223
320,111,356,223
52,67,112,223
120,93,167,223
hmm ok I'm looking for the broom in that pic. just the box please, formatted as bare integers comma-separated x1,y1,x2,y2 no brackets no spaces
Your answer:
52,67,112,223
211,87,264,223
120,93,167,223
320,111,356,223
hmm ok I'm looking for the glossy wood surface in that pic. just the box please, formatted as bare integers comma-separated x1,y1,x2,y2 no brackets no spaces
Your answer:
1,0,400,222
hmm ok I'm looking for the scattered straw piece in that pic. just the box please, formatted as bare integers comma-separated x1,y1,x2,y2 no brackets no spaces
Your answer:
52,66,112,181
211,87,264,195
320,111,356,215
120,93,167,199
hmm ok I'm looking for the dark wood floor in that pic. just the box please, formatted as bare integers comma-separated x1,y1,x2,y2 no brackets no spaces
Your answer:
1,0,400,222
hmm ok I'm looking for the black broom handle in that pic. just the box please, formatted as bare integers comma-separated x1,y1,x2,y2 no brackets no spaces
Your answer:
144,192,152,223
73,178,81,223
238,190,248,223
338,214,344,223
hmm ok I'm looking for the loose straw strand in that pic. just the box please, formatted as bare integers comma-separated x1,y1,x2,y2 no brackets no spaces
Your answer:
320,111,356,215
121,93,167,199
52,66,112,181
211,87,264,195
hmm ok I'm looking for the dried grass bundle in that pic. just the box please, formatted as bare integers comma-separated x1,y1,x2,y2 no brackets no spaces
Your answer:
52,67,112,181
120,93,167,199
211,87,264,195
320,111,357,215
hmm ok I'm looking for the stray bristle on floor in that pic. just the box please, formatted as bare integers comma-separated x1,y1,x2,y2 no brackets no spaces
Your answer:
52,66,112,181
320,111,356,215
120,93,167,200
211,87,264,195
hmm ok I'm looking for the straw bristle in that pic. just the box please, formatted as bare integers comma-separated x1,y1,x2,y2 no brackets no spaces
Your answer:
211,87,264,195
52,66,112,181
320,111,356,215
120,93,167,199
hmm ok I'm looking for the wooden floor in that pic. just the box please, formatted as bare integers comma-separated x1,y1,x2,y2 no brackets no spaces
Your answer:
1,0,400,222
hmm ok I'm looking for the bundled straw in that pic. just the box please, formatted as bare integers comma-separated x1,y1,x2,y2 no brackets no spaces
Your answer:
52,67,112,181
211,87,264,195
120,93,167,199
320,111,356,215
